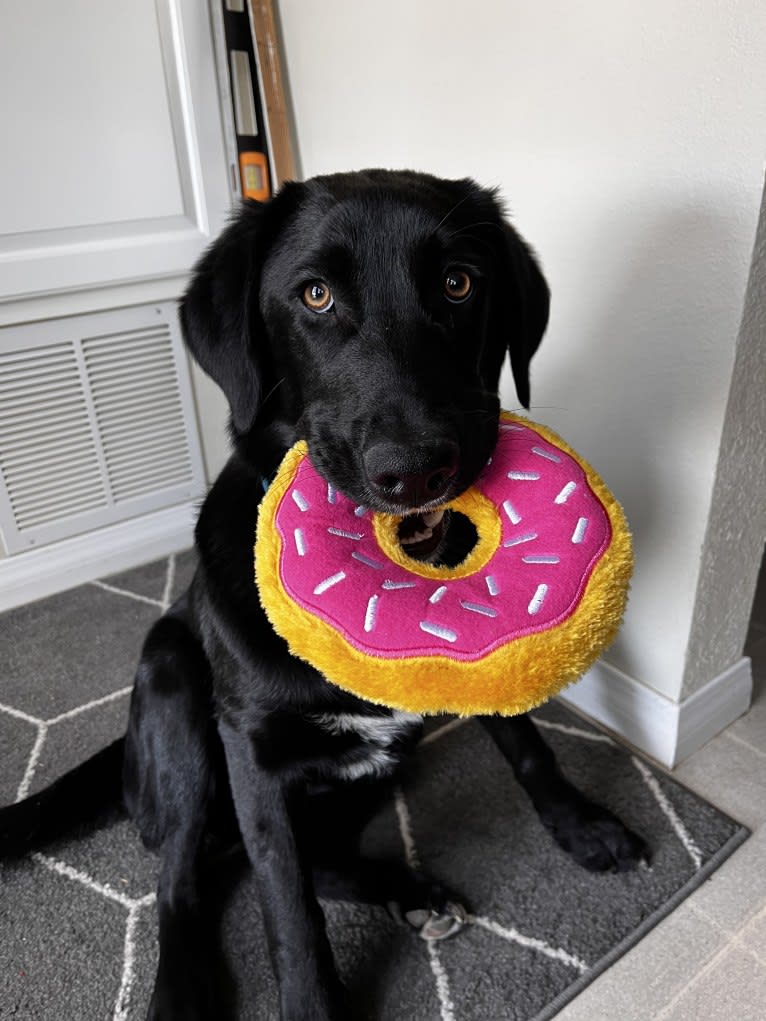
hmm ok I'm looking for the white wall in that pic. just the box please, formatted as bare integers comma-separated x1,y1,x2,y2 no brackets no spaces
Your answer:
277,0,766,704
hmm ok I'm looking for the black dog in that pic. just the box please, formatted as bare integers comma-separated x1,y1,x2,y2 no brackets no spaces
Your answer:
0,170,647,1020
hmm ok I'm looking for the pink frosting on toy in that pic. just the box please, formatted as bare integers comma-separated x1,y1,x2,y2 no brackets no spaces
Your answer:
274,421,611,661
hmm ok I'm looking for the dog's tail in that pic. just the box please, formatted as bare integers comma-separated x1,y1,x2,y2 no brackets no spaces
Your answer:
0,738,125,859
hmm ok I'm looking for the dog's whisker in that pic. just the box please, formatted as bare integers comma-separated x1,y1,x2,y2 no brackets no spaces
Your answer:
442,221,505,244
428,192,474,236
260,376,286,408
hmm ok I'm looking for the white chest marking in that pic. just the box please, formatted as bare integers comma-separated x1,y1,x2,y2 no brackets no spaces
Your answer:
311,711,423,780
314,711,422,744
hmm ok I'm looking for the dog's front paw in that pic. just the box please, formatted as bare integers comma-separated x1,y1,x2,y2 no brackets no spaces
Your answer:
543,800,650,873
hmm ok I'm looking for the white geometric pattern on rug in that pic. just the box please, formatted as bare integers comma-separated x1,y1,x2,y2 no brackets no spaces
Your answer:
0,552,743,1021
407,716,705,1020
0,557,178,1021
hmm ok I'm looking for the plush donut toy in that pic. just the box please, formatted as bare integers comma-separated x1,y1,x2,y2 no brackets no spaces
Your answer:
254,413,632,717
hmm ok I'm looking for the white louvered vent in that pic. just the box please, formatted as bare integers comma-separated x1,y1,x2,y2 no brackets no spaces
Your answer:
0,304,206,554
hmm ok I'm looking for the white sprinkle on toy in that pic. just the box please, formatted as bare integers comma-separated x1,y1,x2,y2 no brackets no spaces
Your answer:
352,551,382,569
528,584,549,615
429,585,448,604
419,621,457,642
532,446,561,463
504,531,537,548
364,594,379,632
503,500,522,524
294,528,306,557
292,490,309,511
314,571,346,595
327,527,363,540
572,517,588,544
461,601,498,618
554,481,577,504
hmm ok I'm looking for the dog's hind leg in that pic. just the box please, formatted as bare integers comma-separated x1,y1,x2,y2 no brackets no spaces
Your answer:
479,713,649,872
124,604,224,1020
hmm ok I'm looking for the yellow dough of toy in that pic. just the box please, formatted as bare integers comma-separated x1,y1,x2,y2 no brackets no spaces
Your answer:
255,414,633,716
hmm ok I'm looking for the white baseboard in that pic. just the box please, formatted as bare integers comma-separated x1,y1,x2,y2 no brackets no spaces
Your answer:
559,657,753,768
0,503,198,612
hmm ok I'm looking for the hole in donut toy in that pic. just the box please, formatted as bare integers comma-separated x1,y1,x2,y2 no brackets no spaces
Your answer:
397,510,479,567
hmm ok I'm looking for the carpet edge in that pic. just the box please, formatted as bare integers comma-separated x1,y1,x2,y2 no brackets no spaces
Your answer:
530,824,751,1021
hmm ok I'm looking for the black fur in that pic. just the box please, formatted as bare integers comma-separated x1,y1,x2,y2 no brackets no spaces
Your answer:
0,170,647,1020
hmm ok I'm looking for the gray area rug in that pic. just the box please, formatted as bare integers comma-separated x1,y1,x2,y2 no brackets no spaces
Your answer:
0,551,749,1020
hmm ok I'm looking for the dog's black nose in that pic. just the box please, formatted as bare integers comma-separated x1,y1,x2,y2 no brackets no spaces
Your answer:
364,440,459,508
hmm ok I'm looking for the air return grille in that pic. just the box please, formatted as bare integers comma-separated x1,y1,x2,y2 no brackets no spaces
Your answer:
0,304,206,554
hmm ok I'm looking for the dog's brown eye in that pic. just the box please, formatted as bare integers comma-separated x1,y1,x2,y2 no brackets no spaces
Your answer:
444,269,473,302
302,281,334,313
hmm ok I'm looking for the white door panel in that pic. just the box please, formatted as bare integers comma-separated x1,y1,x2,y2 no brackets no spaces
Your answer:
0,0,231,303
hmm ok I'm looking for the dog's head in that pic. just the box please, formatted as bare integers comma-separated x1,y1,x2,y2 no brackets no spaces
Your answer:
182,170,549,539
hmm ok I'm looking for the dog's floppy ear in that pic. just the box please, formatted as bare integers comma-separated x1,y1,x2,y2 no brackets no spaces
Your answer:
180,190,299,435
501,225,550,410
464,179,550,409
